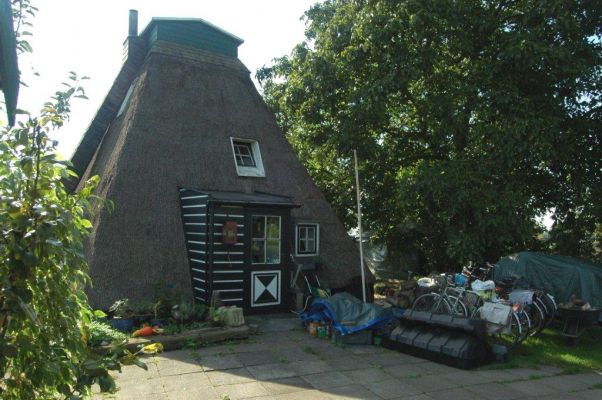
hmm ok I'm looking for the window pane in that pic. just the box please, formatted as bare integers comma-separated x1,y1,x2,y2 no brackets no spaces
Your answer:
252,216,265,238
266,239,280,264
306,238,315,253
233,142,256,167
297,224,317,254
266,217,280,239
251,239,265,263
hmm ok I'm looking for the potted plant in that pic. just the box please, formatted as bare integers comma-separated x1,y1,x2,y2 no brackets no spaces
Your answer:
150,300,165,327
109,298,134,332
207,306,223,327
131,300,154,325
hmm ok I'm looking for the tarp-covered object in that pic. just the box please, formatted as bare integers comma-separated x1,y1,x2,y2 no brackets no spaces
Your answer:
300,292,394,335
493,252,602,309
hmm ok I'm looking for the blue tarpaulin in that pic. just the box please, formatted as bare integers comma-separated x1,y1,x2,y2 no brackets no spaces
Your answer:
300,292,395,335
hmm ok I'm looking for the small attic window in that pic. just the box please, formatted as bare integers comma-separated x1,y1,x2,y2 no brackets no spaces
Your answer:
230,138,265,177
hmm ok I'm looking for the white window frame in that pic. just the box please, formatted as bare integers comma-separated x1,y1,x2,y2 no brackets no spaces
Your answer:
230,137,265,177
295,223,319,257
251,215,281,264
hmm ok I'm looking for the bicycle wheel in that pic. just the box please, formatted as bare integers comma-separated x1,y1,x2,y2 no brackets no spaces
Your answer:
412,293,452,314
446,296,468,317
517,309,531,343
529,299,546,336
498,312,523,347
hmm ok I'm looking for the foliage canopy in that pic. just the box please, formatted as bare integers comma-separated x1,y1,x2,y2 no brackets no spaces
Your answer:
259,0,602,270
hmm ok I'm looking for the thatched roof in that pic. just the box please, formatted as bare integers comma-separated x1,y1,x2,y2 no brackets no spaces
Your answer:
73,18,373,308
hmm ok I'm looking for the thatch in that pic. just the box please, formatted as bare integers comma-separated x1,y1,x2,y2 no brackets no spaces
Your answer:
75,27,373,309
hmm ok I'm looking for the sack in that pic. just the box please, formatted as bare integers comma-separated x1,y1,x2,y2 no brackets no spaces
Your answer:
471,279,495,292
478,302,512,334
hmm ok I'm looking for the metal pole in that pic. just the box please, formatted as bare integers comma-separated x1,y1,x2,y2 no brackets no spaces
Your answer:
354,150,367,303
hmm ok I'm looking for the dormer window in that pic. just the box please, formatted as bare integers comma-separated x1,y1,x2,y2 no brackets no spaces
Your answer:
233,141,256,167
230,138,265,177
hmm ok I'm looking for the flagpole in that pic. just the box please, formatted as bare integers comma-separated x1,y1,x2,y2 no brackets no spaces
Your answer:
353,150,367,303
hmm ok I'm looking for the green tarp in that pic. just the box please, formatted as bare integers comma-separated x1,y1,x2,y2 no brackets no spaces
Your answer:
493,252,602,309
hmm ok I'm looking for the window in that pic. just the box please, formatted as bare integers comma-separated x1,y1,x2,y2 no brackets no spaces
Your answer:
296,223,319,256
233,142,256,167
230,138,265,177
251,216,281,264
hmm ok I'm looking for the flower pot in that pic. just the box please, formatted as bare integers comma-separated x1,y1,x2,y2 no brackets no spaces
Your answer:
150,319,164,327
110,318,134,332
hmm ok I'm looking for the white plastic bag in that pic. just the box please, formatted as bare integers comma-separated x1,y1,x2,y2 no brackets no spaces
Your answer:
471,279,495,292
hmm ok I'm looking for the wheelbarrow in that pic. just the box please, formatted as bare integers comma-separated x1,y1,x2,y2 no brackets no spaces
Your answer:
558,307,600,346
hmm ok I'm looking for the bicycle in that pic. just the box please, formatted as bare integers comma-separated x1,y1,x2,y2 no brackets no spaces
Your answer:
412,273,481,317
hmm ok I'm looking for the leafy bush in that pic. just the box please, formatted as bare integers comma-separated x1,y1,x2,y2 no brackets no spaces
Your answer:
89,321,128,347
0,3,146,397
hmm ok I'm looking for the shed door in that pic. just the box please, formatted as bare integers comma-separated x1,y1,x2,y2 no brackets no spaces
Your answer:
246,210,290,311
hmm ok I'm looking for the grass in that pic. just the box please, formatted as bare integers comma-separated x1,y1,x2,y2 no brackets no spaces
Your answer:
490,323,602,373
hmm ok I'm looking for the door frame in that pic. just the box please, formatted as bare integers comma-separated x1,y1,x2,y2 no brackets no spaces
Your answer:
242,206,292,313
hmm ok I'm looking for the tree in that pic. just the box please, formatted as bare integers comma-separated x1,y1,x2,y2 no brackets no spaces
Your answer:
1,2,145,398
258,0,602,270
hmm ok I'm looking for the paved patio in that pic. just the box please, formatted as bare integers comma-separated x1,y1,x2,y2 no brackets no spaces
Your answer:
95,315,602,399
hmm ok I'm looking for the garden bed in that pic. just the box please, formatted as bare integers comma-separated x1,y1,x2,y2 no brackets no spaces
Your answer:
92,325,250,355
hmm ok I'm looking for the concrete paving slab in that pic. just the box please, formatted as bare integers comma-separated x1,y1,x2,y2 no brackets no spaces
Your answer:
465,382,526,400
440,369,497,386
260,376,314,395
410,374,460,393
325,355,369,371
277,346,322,362
215,381,270,399
537,374,594,392
206,368,255,386
159,371,211,392
506,367,555,379
345,345,383,355
301,371,354,390
261,376,313,395
325,384,382,399
426,387,478,400
199,353,244,371
156,359,204,377
473,369,522,383
111,393,168,400
383,363,428,379
389,395,434,400
577,388,602,399
236,350,282,366
415,361,459,375
362,352,421,368
288,359,331,375
504,379,560,397
573,371,602,385
343,367,391,385
246,362,297,380
114,380,165,396
363,378,422,399
272,389,334,399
